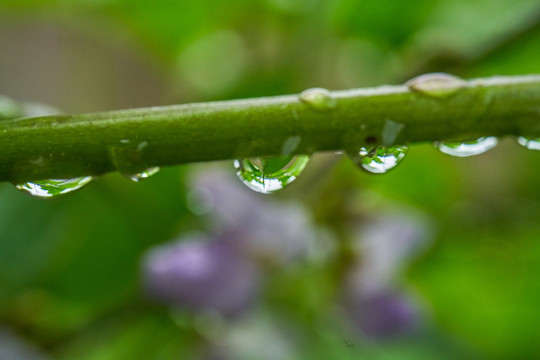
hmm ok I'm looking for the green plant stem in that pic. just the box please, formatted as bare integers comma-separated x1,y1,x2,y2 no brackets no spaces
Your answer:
1,74,540,183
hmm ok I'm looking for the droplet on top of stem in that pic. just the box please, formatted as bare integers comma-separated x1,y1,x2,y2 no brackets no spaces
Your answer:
299,87,337,112
434,137,498,157
15,176,94,198
348,145,408,174
406,73,466,98
234,155,310,194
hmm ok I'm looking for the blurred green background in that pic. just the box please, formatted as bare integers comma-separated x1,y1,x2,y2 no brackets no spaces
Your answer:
1,0,540,359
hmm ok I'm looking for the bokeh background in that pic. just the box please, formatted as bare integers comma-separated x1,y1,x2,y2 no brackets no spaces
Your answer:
1,0,540,359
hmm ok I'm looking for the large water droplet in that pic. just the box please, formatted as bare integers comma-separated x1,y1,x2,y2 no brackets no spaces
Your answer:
299,88,337,112
126,166,160,182
349,145,408,174
434,137,498,157
407,73,465,98
234,155,309,194
517,136,540,150
15,176,94,198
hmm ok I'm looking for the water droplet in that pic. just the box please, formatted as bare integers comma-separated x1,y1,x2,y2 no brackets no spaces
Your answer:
299,88,337,112
109,142,159,182
517,136,540,150
234,155,309,194
348,145,408,174
407,73,465,98
126,166,160,182
434,137,498,157
15,176,94,198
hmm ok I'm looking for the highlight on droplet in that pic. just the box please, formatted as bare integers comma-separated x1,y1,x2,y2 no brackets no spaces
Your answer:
126,167,161,182
517,136,540,150
15,176,94,199
434,137,498,157
348,145,408,174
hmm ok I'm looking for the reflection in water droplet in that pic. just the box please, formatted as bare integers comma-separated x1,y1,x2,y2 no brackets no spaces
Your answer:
299,88,337,112
15,176,94,198
234,155,309,194
517,136,540,150
434,137,498,157
407,73,465,98
126,166,160,182
349,145,407,174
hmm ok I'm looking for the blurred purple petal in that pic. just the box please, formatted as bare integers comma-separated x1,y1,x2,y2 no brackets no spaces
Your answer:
188,168,316,264
188,169,264,227
0,328,49,360
343,210,429,340
142,232,260,317
350,213,431,295
348,292,419,340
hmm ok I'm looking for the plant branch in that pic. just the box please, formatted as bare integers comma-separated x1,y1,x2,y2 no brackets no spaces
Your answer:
1,74,540,183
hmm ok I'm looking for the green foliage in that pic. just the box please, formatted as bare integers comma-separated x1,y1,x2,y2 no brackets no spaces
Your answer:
0,0,540,359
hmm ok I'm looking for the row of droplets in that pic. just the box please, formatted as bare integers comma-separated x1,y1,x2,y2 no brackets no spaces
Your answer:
13,73,539,198
16,135,537,198
233,73,499,194
234,136,540,194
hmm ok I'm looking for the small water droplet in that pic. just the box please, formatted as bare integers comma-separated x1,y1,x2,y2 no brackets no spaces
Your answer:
15,176,94,198
126,166,160,182
348,145,408,174
407,73,465,98
234,155,309,194
517,136,540,150
120,139,130,144
299,87,337,112
434,137,498,157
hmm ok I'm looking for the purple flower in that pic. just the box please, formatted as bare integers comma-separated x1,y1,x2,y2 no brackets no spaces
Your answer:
0,327,49,360
343,211,431,340
187,169,315,265
141,232,260,317
348,291,419,340
347,212,431,298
